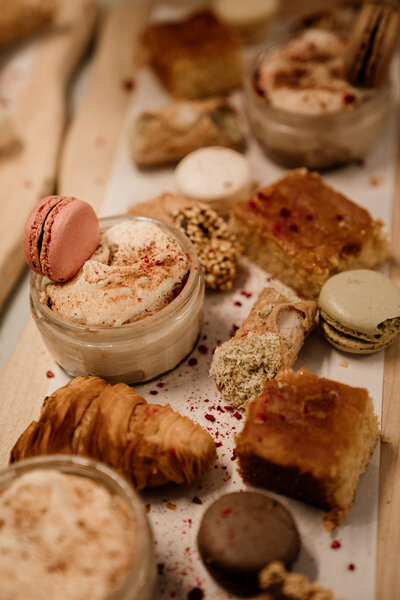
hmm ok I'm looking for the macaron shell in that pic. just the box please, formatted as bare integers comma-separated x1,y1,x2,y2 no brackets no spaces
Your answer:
344,3,379,85
40,198,99,282
174,146,251,214
319,315,396,354
23,195,63,274
344,3,399,87
366,8,400,87
318,270,400,335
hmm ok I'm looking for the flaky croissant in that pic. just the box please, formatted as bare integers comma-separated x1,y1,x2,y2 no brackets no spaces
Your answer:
10,376,216,490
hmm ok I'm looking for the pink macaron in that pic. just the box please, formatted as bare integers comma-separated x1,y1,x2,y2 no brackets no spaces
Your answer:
23,195,100,282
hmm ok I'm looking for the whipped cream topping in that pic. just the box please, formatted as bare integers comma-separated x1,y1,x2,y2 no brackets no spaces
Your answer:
42,220,190,327
257,29,365,115
0,470,136,600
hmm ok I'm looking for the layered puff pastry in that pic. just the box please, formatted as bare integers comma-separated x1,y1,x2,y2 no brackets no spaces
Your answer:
10,376,216,490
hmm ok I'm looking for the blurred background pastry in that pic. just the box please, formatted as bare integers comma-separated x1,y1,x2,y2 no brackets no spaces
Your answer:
130,97,244,168
0,0,57,48
213,0,280,43
143,9,242,99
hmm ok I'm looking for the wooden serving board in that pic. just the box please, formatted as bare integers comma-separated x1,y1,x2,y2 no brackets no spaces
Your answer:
0,0,97,310
0,1,399,598
0,1,151,462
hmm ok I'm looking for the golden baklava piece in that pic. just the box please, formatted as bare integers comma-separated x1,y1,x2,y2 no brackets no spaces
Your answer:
231,169,388,298
143,10,242,99
236,368,379,529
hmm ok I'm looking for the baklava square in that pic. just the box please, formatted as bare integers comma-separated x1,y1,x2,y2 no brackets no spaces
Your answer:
236,368,379,529
231,169,388,298
143,10,242,99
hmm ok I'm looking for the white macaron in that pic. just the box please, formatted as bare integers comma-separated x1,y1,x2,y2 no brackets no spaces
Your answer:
174,146,252,216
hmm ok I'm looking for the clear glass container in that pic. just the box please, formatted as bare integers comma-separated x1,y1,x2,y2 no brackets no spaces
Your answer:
30,215,205,384
0,455,156,600
244,43,392,170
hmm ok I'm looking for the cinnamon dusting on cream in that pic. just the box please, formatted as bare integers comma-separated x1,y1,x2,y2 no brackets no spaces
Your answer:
41,221,189,326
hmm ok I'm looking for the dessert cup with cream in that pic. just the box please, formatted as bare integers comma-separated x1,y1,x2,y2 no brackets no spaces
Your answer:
30,215,204,384
244,28,392,170
0,455,156,600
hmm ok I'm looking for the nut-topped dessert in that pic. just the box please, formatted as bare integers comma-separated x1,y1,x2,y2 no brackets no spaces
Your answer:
41,219,190,327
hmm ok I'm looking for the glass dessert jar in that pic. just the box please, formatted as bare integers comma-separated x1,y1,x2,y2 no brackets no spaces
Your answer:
30,215,205,384
0,455,156,600
244,42,392,170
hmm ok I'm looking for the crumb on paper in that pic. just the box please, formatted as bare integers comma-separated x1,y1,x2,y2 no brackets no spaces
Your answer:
258,561,345,600
369,176,381,187
121,78,135,91
166,502,177,511
340,360,349,368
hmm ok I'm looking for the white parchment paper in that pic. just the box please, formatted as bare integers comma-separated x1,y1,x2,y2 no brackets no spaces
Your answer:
44,14,399,600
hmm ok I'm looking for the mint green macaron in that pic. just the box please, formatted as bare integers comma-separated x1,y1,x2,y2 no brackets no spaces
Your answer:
318,270,400,354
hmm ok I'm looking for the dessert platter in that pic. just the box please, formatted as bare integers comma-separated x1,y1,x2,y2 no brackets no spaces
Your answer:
0,1,400,599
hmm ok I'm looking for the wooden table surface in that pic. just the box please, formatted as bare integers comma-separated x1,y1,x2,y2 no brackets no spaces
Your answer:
0,2,399,598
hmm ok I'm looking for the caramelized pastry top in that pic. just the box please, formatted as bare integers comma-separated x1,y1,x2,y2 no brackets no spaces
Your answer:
233,169,379,273
144,10,241,60
237,368,373,479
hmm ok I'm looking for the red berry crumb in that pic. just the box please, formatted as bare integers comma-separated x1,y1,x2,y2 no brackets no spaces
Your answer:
280,207,291,217
122,78,134,91
198,345,208,354
188,358,198,367
348,563,355,571
46,370,54,378
289,223,298,232
192,496,203,505
205,414,215,422
331,540,341,549
343,93,356,105
248,200,258,211
232,411,242,420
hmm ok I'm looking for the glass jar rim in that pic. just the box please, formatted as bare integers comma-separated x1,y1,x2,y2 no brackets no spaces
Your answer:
244,38,393,127
0,454,154,600
30,214,203,335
